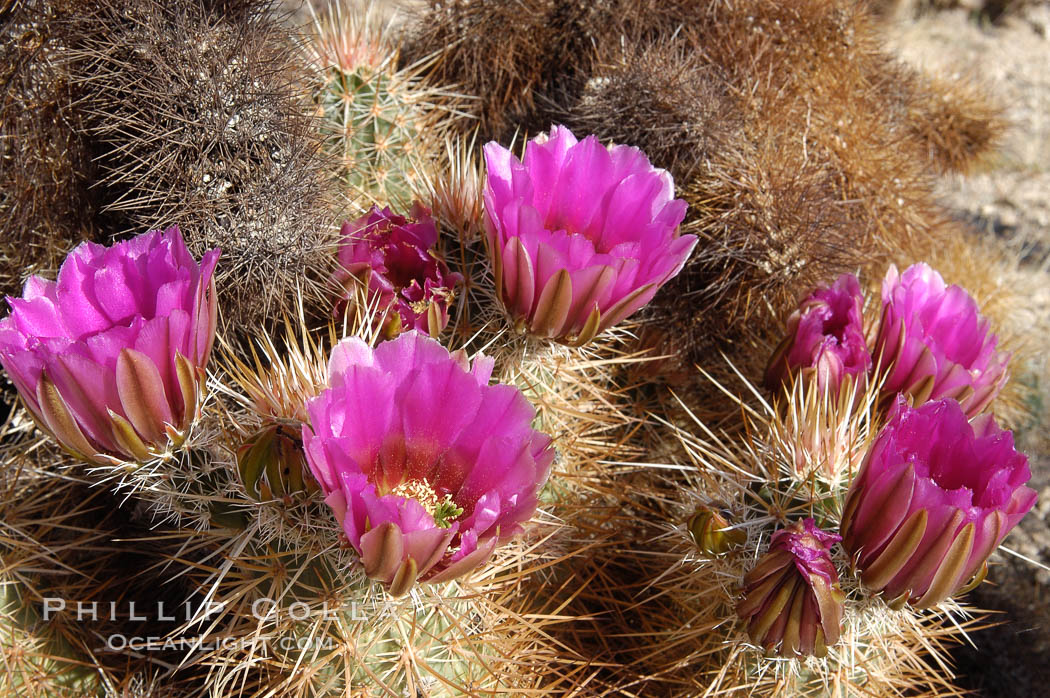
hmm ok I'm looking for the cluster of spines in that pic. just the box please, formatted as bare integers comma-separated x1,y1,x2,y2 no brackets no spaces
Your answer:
168,520,599,696
316,62,426,206
553,366,982,696
399,0,599,139
59,0,338,336
403,0,1009,372
0,0,96,299
308,1,465,212
0,414,216,696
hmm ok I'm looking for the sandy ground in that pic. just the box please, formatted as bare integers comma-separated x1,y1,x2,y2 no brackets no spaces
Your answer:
890,5,1050,264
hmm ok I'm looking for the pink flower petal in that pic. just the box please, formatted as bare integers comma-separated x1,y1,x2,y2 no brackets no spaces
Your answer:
482,125,693,343
0,228,219,461
303,332,553,594
841,397,1036,607
332,206,459,337
876,263,1009,417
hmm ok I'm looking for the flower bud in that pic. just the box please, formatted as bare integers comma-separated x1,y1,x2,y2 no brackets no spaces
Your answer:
688,506,746,555
765,273,870,395
237,423,319,502
737,519,844,658
334,204,462,339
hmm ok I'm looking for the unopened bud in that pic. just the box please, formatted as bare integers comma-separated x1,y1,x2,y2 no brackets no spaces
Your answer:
688,507,746,555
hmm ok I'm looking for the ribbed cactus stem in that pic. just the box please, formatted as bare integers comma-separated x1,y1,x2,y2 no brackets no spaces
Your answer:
0,581,99,695
317,62,427,206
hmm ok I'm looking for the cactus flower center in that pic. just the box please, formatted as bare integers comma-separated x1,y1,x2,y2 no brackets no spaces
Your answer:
390,478,463,528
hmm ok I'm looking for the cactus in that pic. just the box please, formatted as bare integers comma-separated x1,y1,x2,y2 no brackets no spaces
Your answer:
175,535,584,696
0,584,98,697
0,401,222,694
398,0,598,139
309,2,456,209
0,414,100,695
316,62,428,208
402,0,1006,370
0,437,137,696
1,1,1042,695
69,291,614,693
0,0,96,299
417,135,486,242
578,362,980,696
62,0,338,335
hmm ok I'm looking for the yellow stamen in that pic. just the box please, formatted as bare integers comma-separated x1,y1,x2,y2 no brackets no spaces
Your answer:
390,478,463,528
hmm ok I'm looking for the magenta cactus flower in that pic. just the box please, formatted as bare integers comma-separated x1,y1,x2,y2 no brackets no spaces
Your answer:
335,204,462,339
0,227,219,464
482,125,696,345
874,263,1010,417
736,518,845,658
765,273,871,393
302,331,554,596
841,397,1036,609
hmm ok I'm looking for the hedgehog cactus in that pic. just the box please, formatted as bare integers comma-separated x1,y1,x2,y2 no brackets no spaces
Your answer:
317,65,428,206
63,0,338,334
222,312,334,507
0,579,100,698
0,428,158,697
185,531,579,696
117,286,604,694
0,469,103,697
309,3,443,208
0,0,1044,695
0,0,96,301
583,263,1032,694
595,364,984,696
167,322,585,693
